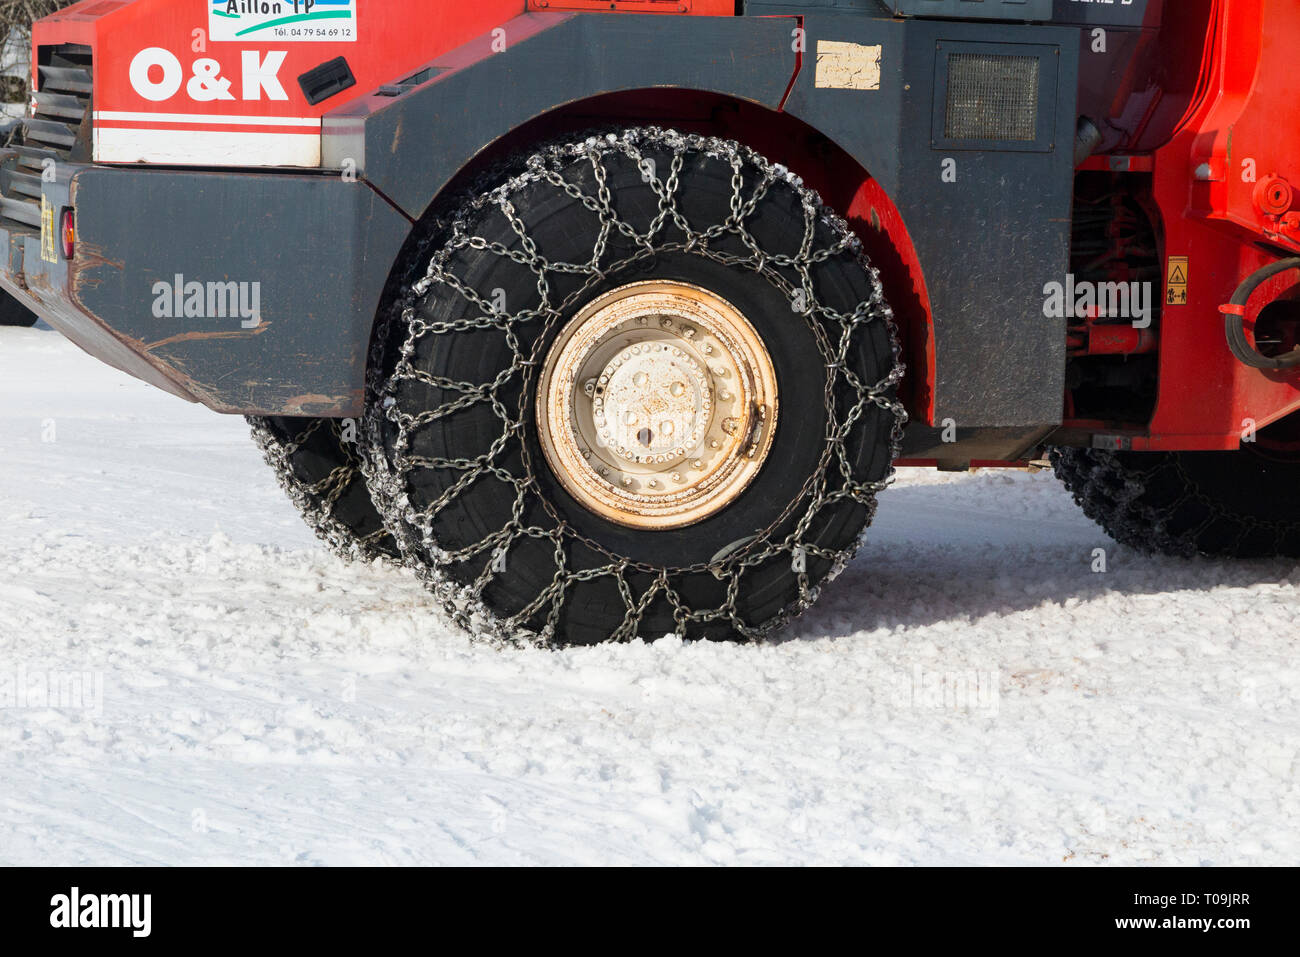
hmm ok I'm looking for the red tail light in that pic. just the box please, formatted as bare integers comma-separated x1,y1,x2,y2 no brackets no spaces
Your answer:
61,209,75,260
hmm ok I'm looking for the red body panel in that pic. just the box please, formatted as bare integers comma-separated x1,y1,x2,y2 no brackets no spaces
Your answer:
1133,0,1300,450
33,0,727,167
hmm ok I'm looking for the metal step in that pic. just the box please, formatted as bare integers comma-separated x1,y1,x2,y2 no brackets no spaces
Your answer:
0,46,92,234
23,118,78,151
33,90,87,122
0,194,42,229
37,65,92,96
2,169,44,200
10,145,62,171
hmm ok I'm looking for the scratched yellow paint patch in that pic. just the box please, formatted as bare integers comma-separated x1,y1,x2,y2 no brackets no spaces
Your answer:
815,41,883,91
40,197,58,264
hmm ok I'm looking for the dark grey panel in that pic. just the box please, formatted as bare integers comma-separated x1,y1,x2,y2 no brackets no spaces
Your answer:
1049,0,1161,26
766,0,1161,26
747,0,886,10
69,168,411,416
352,13,800,220
784,14,1078,427
892,0,1050,19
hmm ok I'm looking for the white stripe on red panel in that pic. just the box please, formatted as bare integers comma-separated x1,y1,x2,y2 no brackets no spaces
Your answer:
94,127,321,167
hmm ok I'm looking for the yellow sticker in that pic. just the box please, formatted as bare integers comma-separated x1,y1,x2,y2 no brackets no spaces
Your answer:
40,196,58,264
1166,256,1189,306
815,41,882,91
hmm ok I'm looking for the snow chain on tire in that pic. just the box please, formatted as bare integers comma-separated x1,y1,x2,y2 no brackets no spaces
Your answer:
249,415,399,562
1050,446,1300,558
365,128,907,646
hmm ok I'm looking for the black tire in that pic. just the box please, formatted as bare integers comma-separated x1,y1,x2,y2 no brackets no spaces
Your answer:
0,290,38,327
365,129,905,645
249,415,399,562
1050,446,1300,558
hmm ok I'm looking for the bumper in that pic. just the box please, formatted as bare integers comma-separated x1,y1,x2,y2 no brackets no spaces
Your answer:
0,155,411,416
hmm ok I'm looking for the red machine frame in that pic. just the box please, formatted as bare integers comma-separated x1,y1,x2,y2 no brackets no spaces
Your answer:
29,0,1300,460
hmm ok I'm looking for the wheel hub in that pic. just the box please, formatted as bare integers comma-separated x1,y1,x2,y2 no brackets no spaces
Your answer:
537,280,779,529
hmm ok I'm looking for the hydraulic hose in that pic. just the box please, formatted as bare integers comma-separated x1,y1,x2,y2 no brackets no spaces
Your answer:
1221,257,1300,370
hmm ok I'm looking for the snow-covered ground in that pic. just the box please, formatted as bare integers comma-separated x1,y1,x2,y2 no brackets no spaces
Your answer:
1,325,1297,865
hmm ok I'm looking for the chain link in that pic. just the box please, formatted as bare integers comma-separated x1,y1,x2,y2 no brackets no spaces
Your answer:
248,415,395,562
1054,448,1296,557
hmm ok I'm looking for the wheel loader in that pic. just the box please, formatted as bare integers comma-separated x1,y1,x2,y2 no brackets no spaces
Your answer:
2,0,1297,643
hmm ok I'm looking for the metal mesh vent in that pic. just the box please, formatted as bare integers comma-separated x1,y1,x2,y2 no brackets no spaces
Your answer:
945,53,1039,142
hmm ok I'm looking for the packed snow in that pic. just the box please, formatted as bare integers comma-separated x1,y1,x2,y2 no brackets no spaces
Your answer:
1,325,1297,865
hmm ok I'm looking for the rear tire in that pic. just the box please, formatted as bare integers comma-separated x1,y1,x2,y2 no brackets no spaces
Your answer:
365,128,905,645
0,290,37,327
249,416,399,562
1050,446,1300,558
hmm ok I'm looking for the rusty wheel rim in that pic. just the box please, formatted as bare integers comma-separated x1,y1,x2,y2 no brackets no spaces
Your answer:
536,280,779,530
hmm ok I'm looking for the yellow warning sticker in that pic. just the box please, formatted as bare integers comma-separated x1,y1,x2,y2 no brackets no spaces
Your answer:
40,197,57,264
1166,256,1189,306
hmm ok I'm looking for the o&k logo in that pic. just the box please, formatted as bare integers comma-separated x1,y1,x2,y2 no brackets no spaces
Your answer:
211,1,358,43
